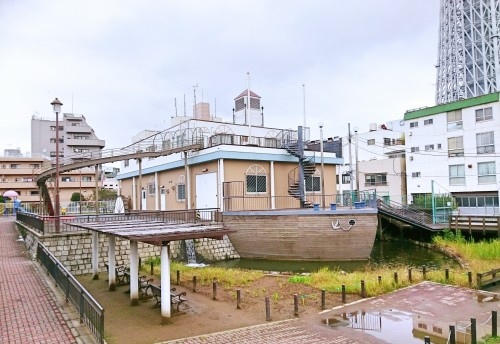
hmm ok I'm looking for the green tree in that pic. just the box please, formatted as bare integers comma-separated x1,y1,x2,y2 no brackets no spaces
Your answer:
70,192,84,202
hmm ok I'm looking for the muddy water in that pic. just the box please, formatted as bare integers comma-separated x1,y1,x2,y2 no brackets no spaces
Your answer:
211,240,459,273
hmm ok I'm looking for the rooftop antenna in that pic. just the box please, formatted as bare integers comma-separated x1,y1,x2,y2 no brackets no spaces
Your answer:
174,98,178,117
72,92,74,114
183,94,186,116
193,84,198,117
247,72,252,142
214,98,217,117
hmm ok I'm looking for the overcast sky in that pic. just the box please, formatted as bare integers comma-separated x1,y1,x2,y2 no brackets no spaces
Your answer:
0,0,440,155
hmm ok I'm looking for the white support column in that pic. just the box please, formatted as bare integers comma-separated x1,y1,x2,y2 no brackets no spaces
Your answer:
129,241,139,306
154,172,159,210
108,235,116,291
92,231,99,280
160,242,172,323
218,159,224,211
132,177,136,210
270,161,275,209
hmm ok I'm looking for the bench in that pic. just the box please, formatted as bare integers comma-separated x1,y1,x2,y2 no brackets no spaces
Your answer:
477,268,500,289
104,264,130,286
149,284,187,311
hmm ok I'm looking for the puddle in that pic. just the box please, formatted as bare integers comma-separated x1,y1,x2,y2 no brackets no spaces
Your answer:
323,309,449,344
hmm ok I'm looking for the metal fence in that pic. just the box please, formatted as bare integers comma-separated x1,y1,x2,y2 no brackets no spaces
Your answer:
17,208,222,234
37,243,104,344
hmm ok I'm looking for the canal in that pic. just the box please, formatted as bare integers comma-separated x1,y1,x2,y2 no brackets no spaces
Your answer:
211,239,459,273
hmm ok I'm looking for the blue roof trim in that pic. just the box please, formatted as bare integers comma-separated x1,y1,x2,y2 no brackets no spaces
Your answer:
117,149,343,180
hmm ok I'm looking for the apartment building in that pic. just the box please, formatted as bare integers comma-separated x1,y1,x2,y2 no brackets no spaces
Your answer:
31,113,105,160
336,121,406,204
0,149,96,204
404,92,500,215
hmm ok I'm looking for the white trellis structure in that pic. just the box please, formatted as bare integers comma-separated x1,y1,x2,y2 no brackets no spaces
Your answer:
436,0,500,104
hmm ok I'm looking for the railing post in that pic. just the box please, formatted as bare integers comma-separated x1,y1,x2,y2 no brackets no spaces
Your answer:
265,296,271,321
468,271,473,288
408,268,412,283
321,289,326,310
341,284,346,303
471,318,477,344
236,289,241,309
449,325,456,344
293,294,299,316
492,310,497,337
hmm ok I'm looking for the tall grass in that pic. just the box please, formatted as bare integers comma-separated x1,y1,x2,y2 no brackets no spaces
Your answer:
432,230,500,271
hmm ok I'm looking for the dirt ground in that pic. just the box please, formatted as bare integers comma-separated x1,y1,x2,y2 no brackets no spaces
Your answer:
78,272,359,344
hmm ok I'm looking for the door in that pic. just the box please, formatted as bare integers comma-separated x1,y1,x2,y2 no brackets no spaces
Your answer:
195,172,217,220
141,189,147,210
160,187,166,211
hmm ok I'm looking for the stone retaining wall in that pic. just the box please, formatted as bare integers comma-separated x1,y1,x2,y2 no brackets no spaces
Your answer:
18,222,239,275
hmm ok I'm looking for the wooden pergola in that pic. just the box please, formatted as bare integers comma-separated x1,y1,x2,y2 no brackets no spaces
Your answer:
67,219,235,323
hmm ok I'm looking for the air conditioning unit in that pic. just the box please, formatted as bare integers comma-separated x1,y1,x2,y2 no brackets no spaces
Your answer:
409,156,414,161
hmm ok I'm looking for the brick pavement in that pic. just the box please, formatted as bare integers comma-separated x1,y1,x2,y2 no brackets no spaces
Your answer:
0,217,94,344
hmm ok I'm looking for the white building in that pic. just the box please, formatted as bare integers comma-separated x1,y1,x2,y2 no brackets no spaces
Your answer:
404,92,500,215
336,121,406,204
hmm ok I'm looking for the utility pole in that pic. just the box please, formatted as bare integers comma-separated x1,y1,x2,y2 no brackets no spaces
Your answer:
355,128,360,194
348,123,353,209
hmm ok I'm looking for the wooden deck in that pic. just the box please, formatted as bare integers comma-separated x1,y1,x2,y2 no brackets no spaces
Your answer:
448,215,500,237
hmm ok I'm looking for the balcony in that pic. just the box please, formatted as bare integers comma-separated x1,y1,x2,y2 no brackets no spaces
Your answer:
65,125,92,134
65,138,105,148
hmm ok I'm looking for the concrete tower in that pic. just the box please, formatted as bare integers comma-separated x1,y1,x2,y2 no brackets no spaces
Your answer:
436,0,500,104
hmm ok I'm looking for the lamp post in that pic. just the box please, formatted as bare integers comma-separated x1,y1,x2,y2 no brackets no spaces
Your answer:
319,122,325,209
51,97,63,233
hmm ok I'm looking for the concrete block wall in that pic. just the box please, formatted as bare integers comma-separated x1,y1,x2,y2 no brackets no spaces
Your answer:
19,223,239,275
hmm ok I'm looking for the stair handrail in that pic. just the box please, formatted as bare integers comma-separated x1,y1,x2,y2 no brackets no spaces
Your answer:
377,198,437,228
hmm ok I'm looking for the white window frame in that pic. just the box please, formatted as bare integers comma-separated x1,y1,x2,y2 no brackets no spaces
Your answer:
476,132,495,154
478,162,496,184
475,107,493,122
449,164,465,185
246,164,267,194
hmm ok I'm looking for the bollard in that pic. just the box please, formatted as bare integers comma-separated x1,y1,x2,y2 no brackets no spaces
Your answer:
378,275,382,285
150,261,154,276
294,294,299,316
493,310,498,337
471,318,477,344
422,266,427,280
360,280,366,298
341,284,346,304
424,336,430,344
445,268,449,281
176,270,180,285
321,289,326,310
449,325,456,344
408,268,412,283
212,279,217,300
236,289,241,309
265,296,271,321
192,276,197,292
394,272,398,285
468,271,473,288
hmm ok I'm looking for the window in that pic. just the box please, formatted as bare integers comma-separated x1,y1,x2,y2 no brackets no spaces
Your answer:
124,160,129,167
383,138,391,146
411,146,419,153
177,175,186,201
478,162,496,184
448,136,464,157
447,110,463,131
10,164,20,169
61,176,72,182
424,119,433,125
449,164,465,185
147,180,155,196
29,163,40,169
305,173,321,192
409,121,418,128
30,190,39,196
246,164,267,193
82,176,92,182
437,143,442,149
475,107,493,122
412,172,421,178
365,174,387,186
342,173,351,184
476,132,495,154
367,139,375,146
424,144,434,151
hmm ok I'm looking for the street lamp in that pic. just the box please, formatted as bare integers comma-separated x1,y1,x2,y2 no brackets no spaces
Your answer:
319,122,325,209
51,97,63,233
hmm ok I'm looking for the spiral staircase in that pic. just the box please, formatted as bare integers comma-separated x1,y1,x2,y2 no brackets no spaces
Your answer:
284,142,316,208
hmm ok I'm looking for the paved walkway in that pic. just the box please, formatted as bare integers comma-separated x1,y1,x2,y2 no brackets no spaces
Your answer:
0,217,95,344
